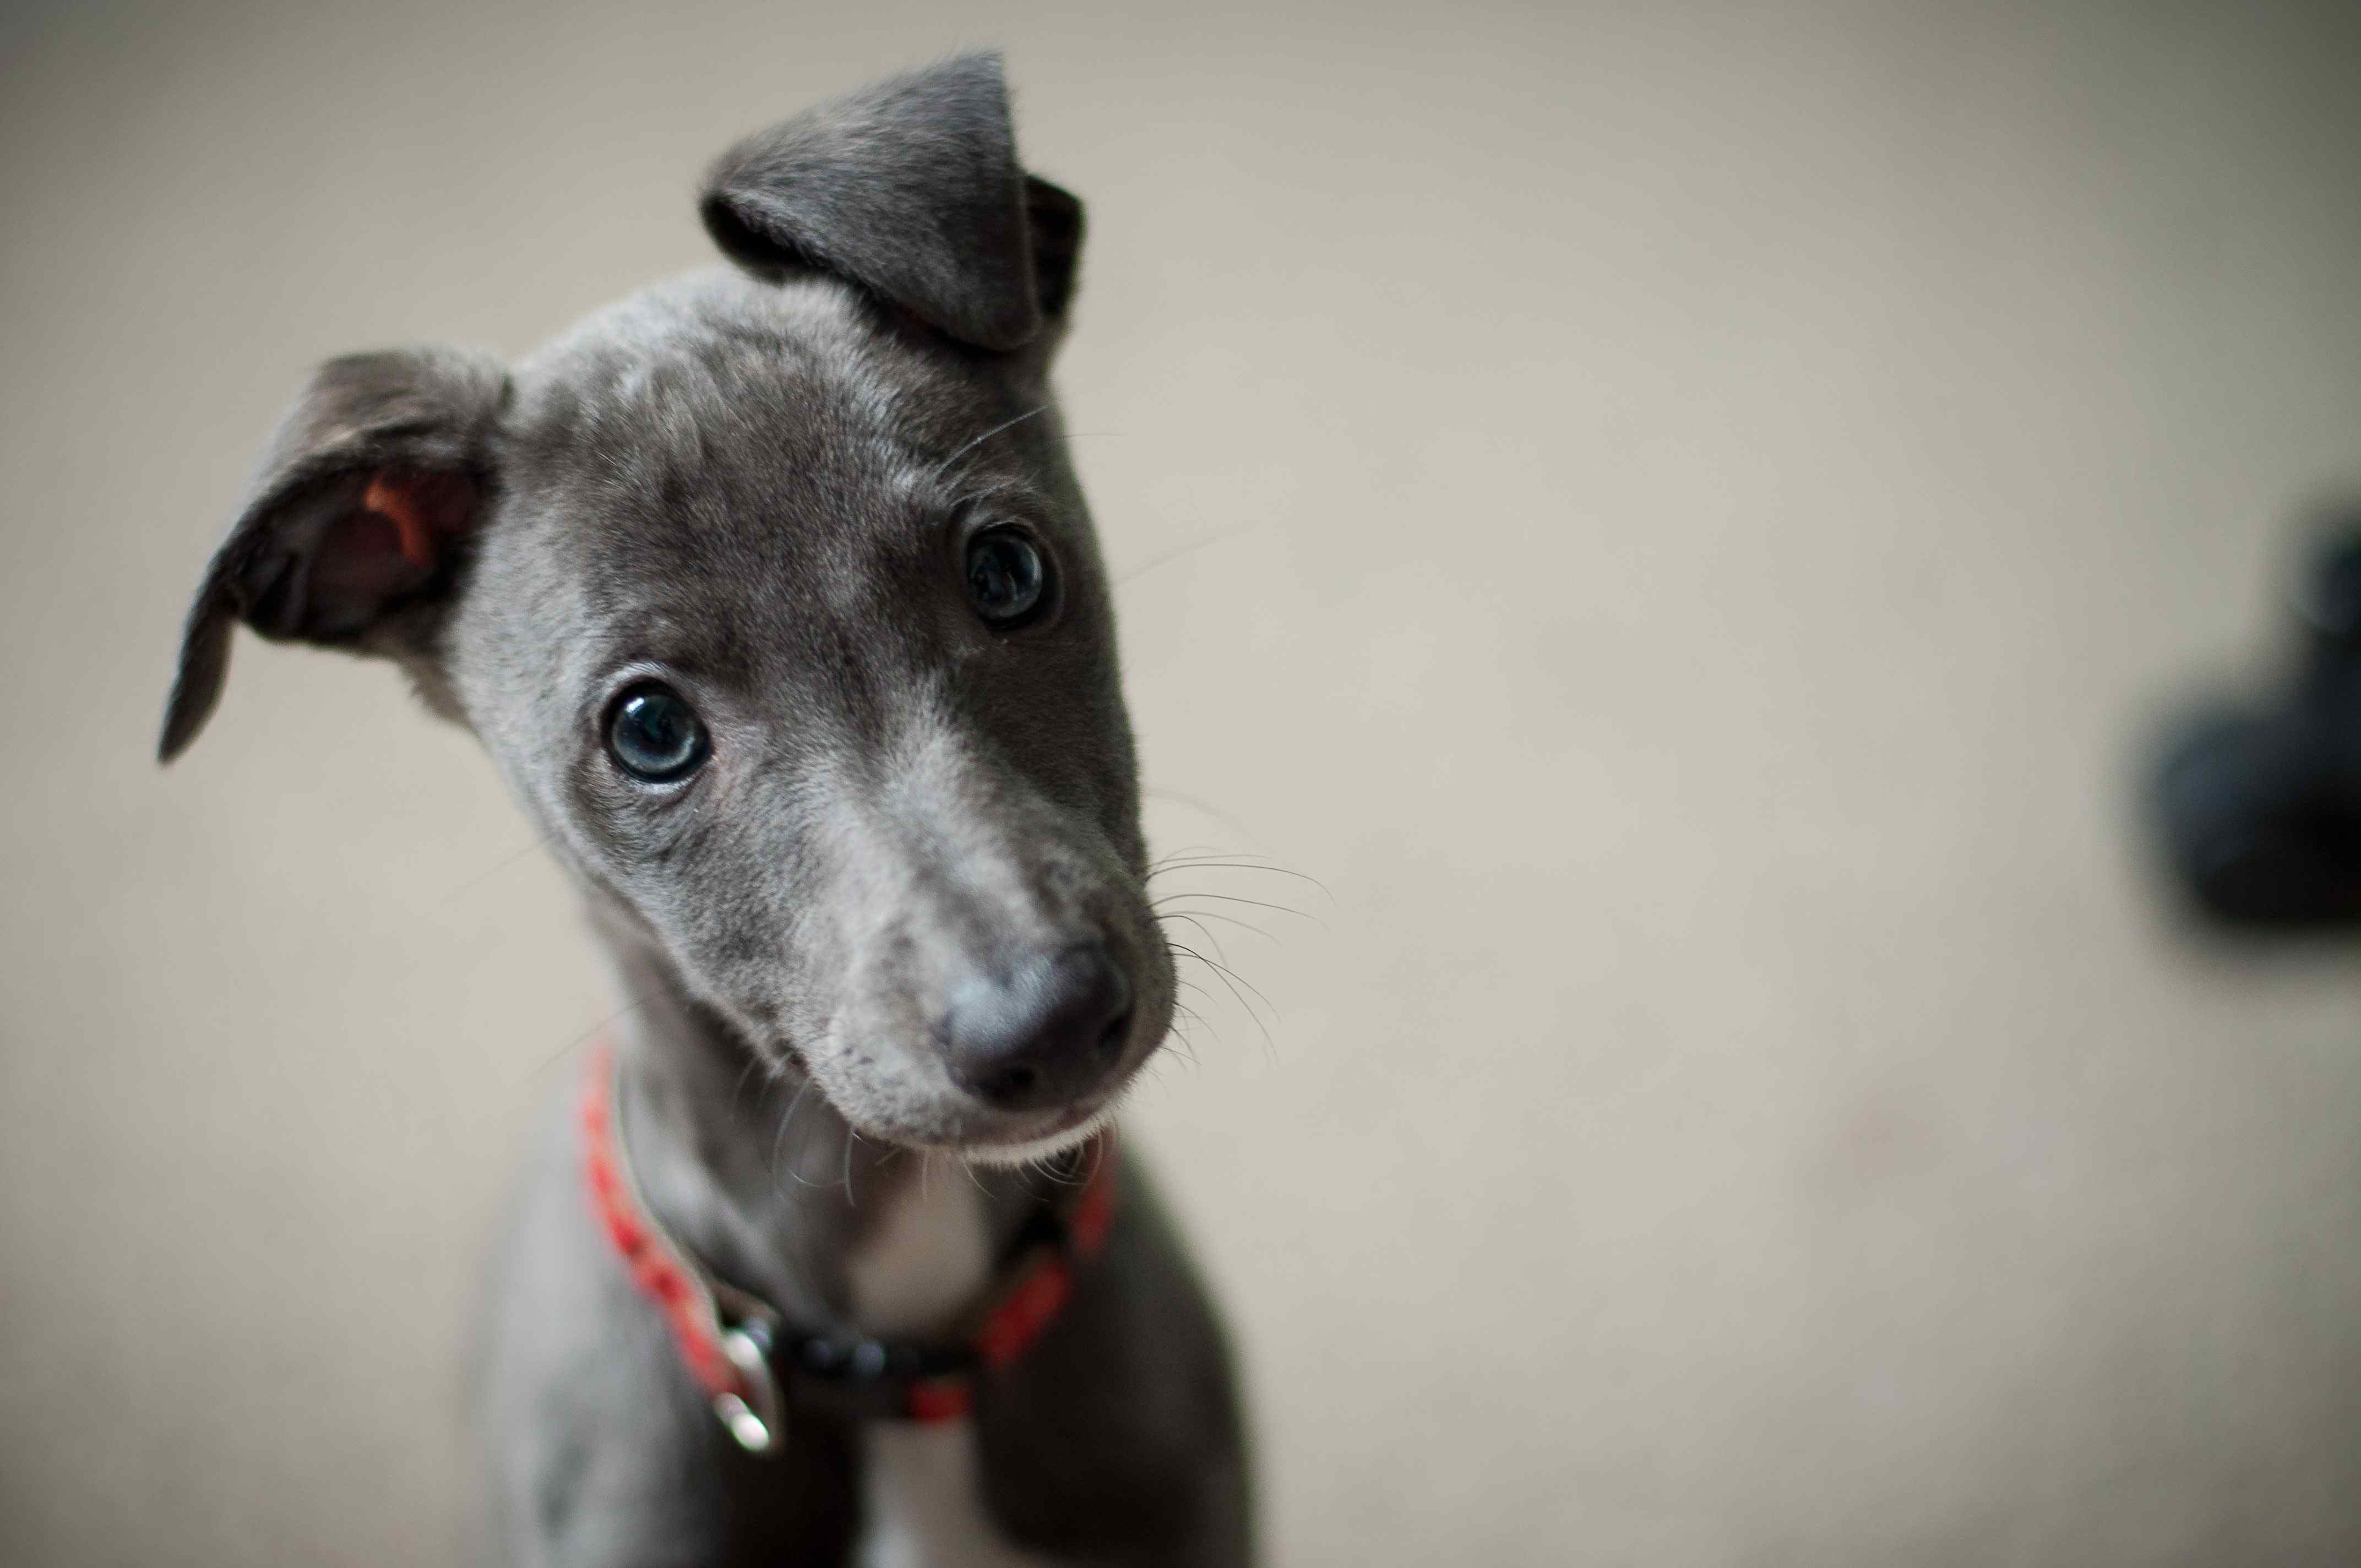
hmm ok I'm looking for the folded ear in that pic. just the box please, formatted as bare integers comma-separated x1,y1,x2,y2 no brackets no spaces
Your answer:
159,346,508,763
699,52,1084,353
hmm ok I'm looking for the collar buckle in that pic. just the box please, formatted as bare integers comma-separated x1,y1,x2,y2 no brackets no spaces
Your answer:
713,1319,786,1454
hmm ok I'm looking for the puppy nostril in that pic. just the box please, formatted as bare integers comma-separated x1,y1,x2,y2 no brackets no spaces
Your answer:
1096,1010,1131,1059
986,1063,1038,1101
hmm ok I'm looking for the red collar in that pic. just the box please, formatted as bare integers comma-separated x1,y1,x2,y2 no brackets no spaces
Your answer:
578,1042,1117,1452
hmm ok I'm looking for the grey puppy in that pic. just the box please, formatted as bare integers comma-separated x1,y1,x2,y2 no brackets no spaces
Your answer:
160,55,1249,1568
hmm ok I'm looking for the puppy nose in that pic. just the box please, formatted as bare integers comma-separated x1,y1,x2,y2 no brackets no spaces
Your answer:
942,944,1133,1110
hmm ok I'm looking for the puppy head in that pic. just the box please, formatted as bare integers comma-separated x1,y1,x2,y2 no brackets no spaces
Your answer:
160,56,1169,1159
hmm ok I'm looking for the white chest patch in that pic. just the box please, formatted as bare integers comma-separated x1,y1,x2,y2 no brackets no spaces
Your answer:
849,1168,1058,1568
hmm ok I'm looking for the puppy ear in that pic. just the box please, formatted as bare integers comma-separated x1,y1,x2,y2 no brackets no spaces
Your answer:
159,346,508,763
700,53,1084,352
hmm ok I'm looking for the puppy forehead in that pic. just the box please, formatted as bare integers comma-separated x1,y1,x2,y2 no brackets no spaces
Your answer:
502,270,1016,579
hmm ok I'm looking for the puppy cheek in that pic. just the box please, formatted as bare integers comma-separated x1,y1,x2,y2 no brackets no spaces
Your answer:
830,986,949,1096
798,1040,940,1144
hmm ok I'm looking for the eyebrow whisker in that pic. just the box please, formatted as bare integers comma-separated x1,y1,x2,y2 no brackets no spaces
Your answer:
928,403,1051,485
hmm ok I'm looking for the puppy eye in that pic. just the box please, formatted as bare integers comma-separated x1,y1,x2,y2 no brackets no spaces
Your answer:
965,527,1049,627
606,684,710,782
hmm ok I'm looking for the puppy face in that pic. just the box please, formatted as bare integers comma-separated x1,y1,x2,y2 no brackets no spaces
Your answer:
466,275,1171,1153
160,57,1171,1157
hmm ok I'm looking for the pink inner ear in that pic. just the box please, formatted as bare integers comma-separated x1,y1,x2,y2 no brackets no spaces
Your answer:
360,471,477,569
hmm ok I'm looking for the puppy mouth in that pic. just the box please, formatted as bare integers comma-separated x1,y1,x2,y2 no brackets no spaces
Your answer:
840,1066,1133,1165
946,1096,1123,1168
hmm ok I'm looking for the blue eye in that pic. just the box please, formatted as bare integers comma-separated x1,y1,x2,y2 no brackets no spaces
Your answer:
607,685,709,782
965,528,1049,627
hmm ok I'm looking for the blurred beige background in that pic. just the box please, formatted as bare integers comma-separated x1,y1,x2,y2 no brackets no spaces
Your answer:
6,1,2361,1562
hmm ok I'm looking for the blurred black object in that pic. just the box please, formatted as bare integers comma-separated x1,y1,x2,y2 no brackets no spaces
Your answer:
2150,514,2361,928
